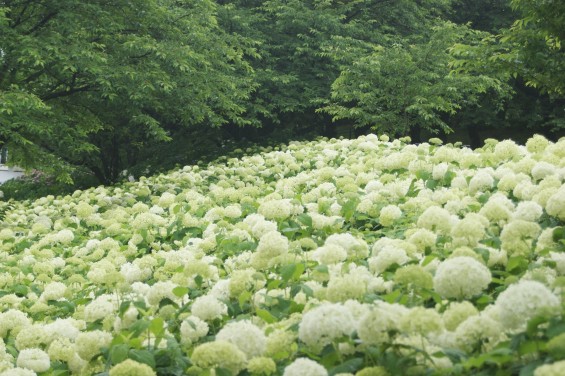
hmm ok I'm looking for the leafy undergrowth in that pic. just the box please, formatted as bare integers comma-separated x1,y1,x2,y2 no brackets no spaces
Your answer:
1,134,565,376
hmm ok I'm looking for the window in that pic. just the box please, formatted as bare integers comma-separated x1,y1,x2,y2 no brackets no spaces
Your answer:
0,147,7,165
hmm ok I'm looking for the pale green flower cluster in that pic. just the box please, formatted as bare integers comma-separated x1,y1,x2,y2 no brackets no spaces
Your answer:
0,134,564,374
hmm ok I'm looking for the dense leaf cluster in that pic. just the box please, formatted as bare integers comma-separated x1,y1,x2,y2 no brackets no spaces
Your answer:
0,0,563,185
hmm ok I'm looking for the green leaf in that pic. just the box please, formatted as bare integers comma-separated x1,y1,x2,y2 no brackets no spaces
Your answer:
256,308,278,324
12,284,28,296
129,349,156,369
475,295,493,306
149,317,165,337
110,344,129,365
215,368,232,376
296,213,313,228
553,227,565,242
342,198,360,221
382,289,402,304
526,315,550,337
172,286,189,298
518,340,546,356
507,256,527,273
118,301,131,316
280,264,297,283
130,319,151,337
238,290,253,308
314,264,329,274
519,360,546,376
329,357,363,375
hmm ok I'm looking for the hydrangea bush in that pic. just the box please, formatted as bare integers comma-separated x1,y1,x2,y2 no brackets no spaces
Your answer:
0,134,565,375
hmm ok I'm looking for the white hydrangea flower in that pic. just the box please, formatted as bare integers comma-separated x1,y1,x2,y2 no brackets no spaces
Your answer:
191,295,227,321
157,192,176,208
451,216,486,247
407,228,437,251
534,360,565,376
495,280,560,331
512,201,543,222
310,244,348,265
131,212,167,230
75,330,112,361
433,257,491,299
417,206,454,234
216,320,266,358
442,301,479,331
493,139,524,161
526,134,550,153
120,262,150,284
531,161,557,181
369,246,410,274
54,229,74,244
44,318,83,341
0,368,36,376
455,314,504,352
358,302,408,345
432,162,449,180
283,358,327,376
146,281,178,306
546,185,565,221
15,324,50,350
47,337,75,362
0,309,31,337
180,316,209,345
36,281,65,302
16,348,50,373
468,170,494,195
379,205,402,227
257,199,292,221
321,234,366,261
500,220,541,256
84,295,116,322
298,303,355,351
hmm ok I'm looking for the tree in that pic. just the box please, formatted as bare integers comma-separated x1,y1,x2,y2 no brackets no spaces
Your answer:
0,0,256,183
450,0,565,95
320,22,510,139
217,0,456,138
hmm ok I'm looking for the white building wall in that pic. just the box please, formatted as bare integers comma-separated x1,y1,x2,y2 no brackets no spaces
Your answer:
0,165,24,184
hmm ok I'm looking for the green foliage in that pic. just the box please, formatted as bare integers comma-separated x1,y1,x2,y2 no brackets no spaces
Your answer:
450,0,516,32
218,0,456,136
1,0,563,189
451,0,565,96
0,168,98,201
321,22,510,136
0,0,256,183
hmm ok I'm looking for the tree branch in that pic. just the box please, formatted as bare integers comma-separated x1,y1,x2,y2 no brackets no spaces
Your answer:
24,10,58,35
41,85,92,101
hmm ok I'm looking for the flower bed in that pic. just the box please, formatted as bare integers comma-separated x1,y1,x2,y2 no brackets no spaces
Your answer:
0,134,564,375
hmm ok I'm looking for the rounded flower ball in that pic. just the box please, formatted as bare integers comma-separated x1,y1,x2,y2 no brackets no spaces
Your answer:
16,348,50,373
534,360,565,376
495,280,560,331
216,320,266,359
298,303,355,351
283,358,327,376
546,186,565,221
379,205,402,227
433,257,491,299
109,359,156,376
191,340,247,375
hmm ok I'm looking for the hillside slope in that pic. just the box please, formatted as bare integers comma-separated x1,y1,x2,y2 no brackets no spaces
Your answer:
1,134,565,375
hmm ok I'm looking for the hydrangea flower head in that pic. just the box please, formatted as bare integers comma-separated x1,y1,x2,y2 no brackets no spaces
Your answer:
298,303,355,351
495,279,560,331
433,257,491,299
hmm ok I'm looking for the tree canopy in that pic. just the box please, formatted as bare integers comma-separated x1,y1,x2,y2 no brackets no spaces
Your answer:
0,0,563,185
0,0,256,182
